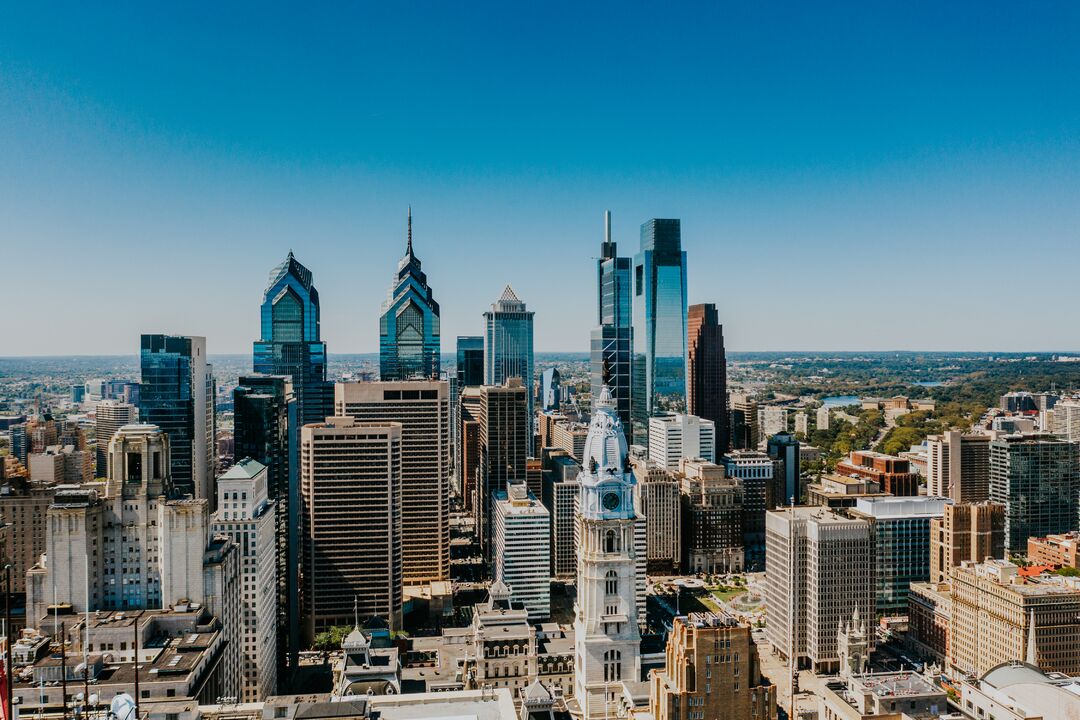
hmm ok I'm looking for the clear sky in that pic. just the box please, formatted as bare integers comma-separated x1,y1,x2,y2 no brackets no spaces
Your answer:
2,2,1079,356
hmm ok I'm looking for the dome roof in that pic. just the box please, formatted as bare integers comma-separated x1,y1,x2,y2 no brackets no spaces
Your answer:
582,387,628,479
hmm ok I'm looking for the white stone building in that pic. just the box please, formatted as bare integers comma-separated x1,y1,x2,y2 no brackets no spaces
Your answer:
647,414,715,470
493,479,551,620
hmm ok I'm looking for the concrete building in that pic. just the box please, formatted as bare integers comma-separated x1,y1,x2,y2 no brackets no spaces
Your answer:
550,419,589,464
300,417,403,637
818,671,946,720
95,399,138,476
650,612,776,720
949,559,1080,677
632,458,681,574
816,406,830,432
1027,531,1080,568
806,474,888,509
678,459,744,575
648,414,716,470
540,449,580,580
335,380,450,584
484,285,535,445
760,406,787,438
764,507,875,673
989,433,1080,551
929,502,1005,584
0,477,54,594
907,581,951,664
211,458,278,701
722,450,773,570
849,496,950,614
1052,398,1080,441
956,661,1080,720
835,450,920,497
476,381,529,558
793,412,808,436
926,430,992,502
729,394,760,451
459,386,483,514
492,480,551,620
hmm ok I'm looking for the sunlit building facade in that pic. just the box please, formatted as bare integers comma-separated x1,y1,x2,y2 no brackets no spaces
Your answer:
591,211,634,438
379,209,441,381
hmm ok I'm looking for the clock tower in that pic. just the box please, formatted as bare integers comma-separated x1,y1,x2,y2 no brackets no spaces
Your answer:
573,386,640,718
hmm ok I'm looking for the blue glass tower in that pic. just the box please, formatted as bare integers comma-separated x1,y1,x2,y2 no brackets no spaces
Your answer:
632,218,688,442
253,251,332,426
484,285,535,444
456,336,485,388
590,211,634,438
380,208,441,381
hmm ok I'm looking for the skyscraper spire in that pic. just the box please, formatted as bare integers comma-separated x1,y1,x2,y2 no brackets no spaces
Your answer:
407,205,413,256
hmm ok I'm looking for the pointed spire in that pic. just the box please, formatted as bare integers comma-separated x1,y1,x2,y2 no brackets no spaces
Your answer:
1026,608,1037,665
406,206,413,257
354,595,360,631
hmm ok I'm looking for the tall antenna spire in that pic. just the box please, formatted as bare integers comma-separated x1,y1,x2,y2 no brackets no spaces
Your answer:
407,205,413,256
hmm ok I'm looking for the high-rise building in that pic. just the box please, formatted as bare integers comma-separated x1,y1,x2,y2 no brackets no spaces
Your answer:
454,336,485,502
650,612,777,720
764,507,875,674
926,431,992,502
233,374,298,683
730,394,760,450
299,417,403,637
591,211,634,438
573,387,642,718
835,450,920,497
95,400,138,477
492,480,551,620
540,448,580,580
678,459,744,575
686,303,729,454
849,496,950,614
949,560,1080,677
477,382,529,558
648,414,716,470
766,431,801,506
456,336,485,388
816,406,830,432
1052,399,1080,441
632,219,688,442
335,381,450,584
484,285,535,443
989,433,1080,551
929,502,1005,584
139,334,215,504
760,406,787,438
9,423,29,466
211,458,278,701
538,368,561,412
459,386,483,514
253,252,332,427
632,458,681,574
379,209,441,381
0,477,54,594
723,450,774,571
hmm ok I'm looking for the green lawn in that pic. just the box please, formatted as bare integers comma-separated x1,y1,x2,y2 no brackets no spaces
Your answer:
709,586,745,602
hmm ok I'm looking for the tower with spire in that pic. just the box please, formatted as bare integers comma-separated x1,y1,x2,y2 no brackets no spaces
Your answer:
379,207,442,381
590,210,634,439
483,284,536,448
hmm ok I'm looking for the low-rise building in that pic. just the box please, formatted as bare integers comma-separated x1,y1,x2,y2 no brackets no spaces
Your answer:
1027,531,1080,568
956,661,1080,720
835,450,920,497
806,474,888,509
818,671,947,720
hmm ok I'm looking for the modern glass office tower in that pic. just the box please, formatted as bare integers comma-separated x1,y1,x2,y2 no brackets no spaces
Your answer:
687,303,729,453
379,209,441,381
590,211,634,437
456,336,485,388
253,252,332,426
139,334,215,504
233,374,298,689
484,285,535,439
632,218,688,442
989,433,1080,551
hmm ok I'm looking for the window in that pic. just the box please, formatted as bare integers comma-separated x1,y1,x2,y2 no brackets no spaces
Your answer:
605,530,619,553
606,570,618,595
603,650,622,682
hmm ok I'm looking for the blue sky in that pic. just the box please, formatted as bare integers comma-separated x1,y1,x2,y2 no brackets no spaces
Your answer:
2,2,1079,355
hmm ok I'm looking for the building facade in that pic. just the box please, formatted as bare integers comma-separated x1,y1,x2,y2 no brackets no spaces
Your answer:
835,450,919,497
591,211,634,438
648,414,716,470
686,303,729,455
766,432,800,506
484,285,535,443
679,459,744,575
723,451,774,571
926,431,992,503
379,209,441,381
632,458,681,574
492,480,551,620
929,501,1005,584
477,382,529,558
94,399,138,477
989,433,1080,551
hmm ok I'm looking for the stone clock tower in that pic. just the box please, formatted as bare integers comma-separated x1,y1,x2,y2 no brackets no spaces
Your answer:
573,387,641,718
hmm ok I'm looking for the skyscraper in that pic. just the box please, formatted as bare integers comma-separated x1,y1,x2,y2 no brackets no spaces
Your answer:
379,208,441,381
139,334,215,503
477,381,529,558
492,479,551,620
590,211,634,436
926,431,992,502
253,251,332,427
484,285,535,441
687,303,729,452
989,433,1080,551
538,368,561,412
632,219,688,441
95,400,138,477
456,336,485,388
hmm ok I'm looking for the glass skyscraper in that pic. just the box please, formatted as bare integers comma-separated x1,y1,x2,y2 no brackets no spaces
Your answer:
253,251,332,426
484,285,535,444
456,336,485,388
379,209,441,381
590,211,633,437
632,218,688,441
139,333,215,503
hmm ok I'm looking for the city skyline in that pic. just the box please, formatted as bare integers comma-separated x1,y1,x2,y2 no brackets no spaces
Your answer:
4,3,1080,356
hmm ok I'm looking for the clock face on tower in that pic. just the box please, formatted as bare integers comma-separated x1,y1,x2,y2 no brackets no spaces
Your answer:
602,491,620,512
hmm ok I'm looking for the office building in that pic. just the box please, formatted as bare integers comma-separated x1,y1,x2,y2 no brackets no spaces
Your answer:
9,422,29,465
648,414,716,470
573,387,643,718
632,218,688,443
0,477,54,594
678,459,744,574
335,381,450,584
764,507,875,673
835,450,920,497
930,501,1005,584
95,399,138,477
211,459,278,701
730,394,759,450
299,417,403,637
686,303,729,454
1027,531,1080,568
760,407,787,438
253,252,332,426
816,406,830,432
379,209,441,381
140,334,215,503
484,285,535,442
650,612,776,720
29,445,91,484
849,496,950,614
949,559,1080,677
476,381,529,558
1052,398,1080,441
926,430,992,502
632,458,681,574
993,416,1036,434
723,450,773,570
766,431,800,506
907,581,951,664
540,448,580,580
591,211,634,440
538,368,561,412
492,480,551,620
456,336,485,388
459,386,483,514
989,433,1080,551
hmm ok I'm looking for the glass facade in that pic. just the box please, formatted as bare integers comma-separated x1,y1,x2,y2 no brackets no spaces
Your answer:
990,435,1080,551
379,213,441,381
456,335,484,388
484,285,535,445
632,219,688,442
590,212,634,438
253,252,332,426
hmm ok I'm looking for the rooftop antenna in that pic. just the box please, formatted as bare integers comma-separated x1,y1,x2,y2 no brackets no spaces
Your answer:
407,206,413,256
354,595,360,630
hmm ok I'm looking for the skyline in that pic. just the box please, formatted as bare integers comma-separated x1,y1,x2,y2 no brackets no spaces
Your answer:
3,3,1080,355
